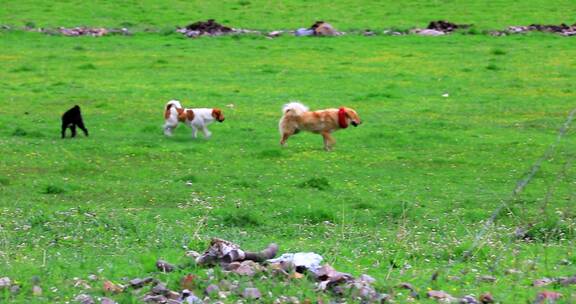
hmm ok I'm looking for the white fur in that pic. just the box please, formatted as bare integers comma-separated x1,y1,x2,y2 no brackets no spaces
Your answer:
163,100,220,139
282,102,309,115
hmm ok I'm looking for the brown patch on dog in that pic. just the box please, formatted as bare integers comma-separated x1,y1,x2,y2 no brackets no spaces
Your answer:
186,109,195,121
164,104,174,119
212,108,225,122
176,108,187,122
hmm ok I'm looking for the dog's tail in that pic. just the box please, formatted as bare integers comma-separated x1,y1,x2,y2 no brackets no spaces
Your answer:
282,102,308,116
165,100,182,119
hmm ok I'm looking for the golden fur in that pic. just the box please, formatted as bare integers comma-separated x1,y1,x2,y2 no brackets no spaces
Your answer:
278,102,362,151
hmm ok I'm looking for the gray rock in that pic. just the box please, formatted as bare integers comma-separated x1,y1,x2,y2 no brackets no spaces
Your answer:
242,287,261,299
74,294,95,304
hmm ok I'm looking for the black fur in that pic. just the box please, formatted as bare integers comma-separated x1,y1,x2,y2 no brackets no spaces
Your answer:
61,105,88,138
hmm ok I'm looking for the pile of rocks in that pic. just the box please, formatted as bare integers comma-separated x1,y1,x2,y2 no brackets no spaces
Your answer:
176,19,258,38
45,27,131,37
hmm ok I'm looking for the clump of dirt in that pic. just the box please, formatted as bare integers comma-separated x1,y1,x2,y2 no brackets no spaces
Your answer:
177,19,244,38
427,20,471,33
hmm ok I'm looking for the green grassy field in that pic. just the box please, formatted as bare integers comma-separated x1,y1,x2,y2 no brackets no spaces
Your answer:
1,1,576,303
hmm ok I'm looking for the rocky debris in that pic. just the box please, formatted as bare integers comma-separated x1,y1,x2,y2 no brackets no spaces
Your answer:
534,291,562,304
101,298,118,304
195,238,278,266
241,287,262,299
502,23,576,36
224,260,263,276
461,295,480,304
73,277,92,289
558,275,576,285
176,19,252,38
32,276,42,296
74,293,95,304
427,20,470,33
142,282,187,303
477,275,497,283
0,277,11,289
130,277,158,289
182,289,203,303
204,284,219,297
41,27,131,37
156,260,176,273
412,29,446,36
426,290,459,302
533,277,554,287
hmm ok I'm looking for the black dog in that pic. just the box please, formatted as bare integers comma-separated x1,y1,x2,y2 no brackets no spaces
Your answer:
61,105,88,138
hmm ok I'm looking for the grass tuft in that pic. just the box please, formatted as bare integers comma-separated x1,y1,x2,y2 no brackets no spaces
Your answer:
298,177,331,190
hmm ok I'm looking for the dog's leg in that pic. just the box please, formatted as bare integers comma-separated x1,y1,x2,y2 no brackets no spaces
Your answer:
61,122,68,138
71,124,77,138
321,132,335,151
77,121,88,136
191,126,198,138
163,124,173,137
201,126,212,139
280,133,291,146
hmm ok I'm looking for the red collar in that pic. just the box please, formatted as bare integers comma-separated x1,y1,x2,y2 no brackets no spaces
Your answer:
338,107,348,128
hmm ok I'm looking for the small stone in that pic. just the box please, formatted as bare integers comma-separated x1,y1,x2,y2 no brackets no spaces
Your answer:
87,274,98,281
460,295,479,304
205,284,219,297
129,278,146,289
427,290,457,302
32,285,43,296
478,275,496,283
143,294,167,303
359,274,376,284
100,297,118,304
504,269,522,275
186,251,201,259
156,260,175,272
10,284,20,294
533,278,554,287
0,277,11,288
558,275,576,285
242,287,261,299
74,294,95,304
151,283,169,295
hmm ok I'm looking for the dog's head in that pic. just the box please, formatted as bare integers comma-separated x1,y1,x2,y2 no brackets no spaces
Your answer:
343,107,362,127
212,108,225,122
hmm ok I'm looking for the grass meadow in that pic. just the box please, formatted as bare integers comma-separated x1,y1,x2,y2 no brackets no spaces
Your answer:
1,1,576,303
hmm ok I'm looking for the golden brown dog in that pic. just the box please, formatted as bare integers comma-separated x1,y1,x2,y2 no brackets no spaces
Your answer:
278,102,362,151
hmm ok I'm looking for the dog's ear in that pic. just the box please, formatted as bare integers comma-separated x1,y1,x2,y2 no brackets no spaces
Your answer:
186,109,195,121
212,108,224,121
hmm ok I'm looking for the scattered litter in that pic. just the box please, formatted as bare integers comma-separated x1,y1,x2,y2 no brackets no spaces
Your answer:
267,252,323,272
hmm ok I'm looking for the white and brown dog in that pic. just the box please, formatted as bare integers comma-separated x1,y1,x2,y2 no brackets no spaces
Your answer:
163,100,225,138
278,102,362,151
